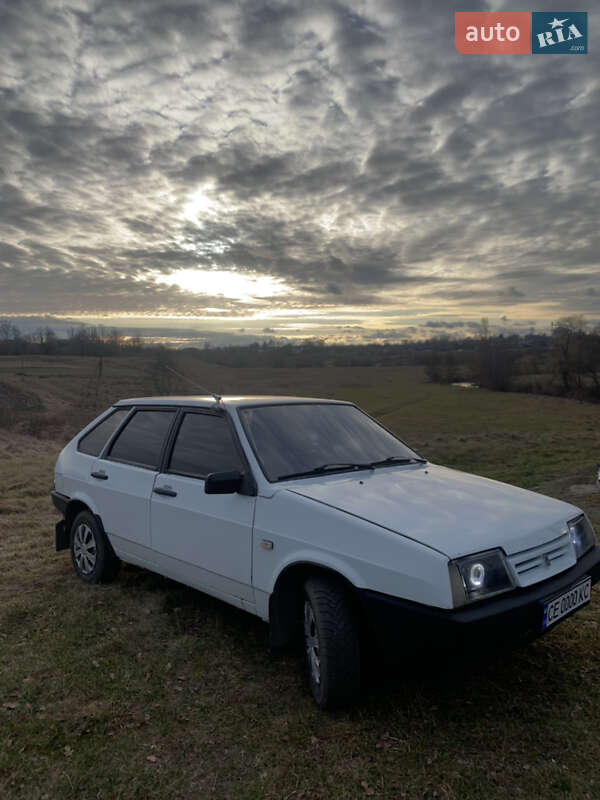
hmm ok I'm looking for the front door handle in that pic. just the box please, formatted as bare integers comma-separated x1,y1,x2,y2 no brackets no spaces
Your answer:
153,486,177,497
91,471,108,480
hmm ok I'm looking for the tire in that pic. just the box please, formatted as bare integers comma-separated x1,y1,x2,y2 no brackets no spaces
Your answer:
303,576,361,709
70,510,120,584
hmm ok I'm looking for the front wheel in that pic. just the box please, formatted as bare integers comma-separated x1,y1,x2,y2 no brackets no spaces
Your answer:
303,576,360,709
70,510,120,584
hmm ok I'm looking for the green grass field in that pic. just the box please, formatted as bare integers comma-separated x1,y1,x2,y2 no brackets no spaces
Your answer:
1,357,599,799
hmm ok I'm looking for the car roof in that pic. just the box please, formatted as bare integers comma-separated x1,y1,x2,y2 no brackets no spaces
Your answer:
114,395,352,409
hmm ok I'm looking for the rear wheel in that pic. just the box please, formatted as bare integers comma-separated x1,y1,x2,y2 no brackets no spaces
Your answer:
70,510,120,584
303,576,360,709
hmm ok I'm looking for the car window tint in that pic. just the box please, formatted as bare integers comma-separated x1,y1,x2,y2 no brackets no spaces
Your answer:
239,403,418,481
78,409,129,456
108,410,175,469
168,413,243,477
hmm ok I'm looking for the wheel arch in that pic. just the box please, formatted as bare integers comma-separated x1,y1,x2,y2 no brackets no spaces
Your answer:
268,561,361,649
65,499,107,544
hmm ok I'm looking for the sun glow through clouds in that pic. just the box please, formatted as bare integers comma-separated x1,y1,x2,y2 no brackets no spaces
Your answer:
182,184,219,224
154,268,289,301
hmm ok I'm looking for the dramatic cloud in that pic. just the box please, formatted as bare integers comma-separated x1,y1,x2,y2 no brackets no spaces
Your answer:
0,0,598,341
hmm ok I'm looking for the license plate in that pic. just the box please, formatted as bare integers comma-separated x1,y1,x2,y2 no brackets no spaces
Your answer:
542,578,592,630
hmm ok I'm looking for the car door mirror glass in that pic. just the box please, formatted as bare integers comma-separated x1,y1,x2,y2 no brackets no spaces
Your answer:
205,470,243,494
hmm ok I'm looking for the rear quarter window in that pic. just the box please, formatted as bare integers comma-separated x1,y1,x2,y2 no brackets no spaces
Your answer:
77,409,130,456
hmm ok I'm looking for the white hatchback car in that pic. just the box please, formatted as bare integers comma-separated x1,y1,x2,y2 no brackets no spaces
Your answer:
52,396,600,707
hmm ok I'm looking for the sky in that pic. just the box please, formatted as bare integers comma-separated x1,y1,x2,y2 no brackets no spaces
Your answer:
0,0,598,345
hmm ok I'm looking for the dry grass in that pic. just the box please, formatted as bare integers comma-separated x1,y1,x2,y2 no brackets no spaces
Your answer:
1,357,599,799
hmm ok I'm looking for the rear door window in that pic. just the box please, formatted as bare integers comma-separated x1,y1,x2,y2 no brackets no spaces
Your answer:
107,409,176,469
78,409,129,456
168,412,243,478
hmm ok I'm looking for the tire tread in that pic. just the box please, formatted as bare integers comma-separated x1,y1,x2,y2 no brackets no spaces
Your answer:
304,576,360,708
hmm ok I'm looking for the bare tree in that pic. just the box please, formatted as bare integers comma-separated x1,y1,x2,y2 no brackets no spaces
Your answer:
551,315,587,393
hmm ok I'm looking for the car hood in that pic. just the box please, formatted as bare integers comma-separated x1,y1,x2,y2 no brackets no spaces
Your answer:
284,463,580,558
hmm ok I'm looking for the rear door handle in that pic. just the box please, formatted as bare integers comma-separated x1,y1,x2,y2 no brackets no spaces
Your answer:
153,486,177,497
90,471,108,480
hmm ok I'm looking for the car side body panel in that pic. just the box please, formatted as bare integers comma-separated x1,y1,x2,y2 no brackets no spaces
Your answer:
88,458,156,548
252,489,453,611
54,449,102,518
150,471,256,602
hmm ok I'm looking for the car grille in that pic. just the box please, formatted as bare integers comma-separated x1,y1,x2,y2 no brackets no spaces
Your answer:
508,532,575,587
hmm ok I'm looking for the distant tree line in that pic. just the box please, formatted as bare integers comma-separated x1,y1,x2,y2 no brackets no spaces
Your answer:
2,315,599,401
424,316,600,401
0,321,143,357
183,338,418,369
191,317,600,402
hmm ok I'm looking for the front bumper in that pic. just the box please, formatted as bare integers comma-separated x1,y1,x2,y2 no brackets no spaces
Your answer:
359,545,600,652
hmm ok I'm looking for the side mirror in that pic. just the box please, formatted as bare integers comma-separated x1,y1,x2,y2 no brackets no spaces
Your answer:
205,470,244,494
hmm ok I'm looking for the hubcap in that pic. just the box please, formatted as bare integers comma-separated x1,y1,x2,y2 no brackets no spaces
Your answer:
73,523,97,575
304,601,321,686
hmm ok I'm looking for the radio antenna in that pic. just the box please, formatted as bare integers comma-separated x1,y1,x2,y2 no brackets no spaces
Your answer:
164,365,222,403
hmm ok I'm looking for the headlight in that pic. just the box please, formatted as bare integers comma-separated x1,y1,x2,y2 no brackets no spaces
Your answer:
568,514,596,559
449,548,514,607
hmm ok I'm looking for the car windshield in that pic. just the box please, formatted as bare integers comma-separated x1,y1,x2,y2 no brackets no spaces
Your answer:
238,403,423,482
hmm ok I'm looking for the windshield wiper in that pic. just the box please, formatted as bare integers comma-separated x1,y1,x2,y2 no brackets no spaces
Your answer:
277,457,427,481
277,462,375,481
368,456,427,468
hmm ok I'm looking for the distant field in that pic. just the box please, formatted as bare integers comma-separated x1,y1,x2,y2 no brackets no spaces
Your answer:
1,356,599,799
